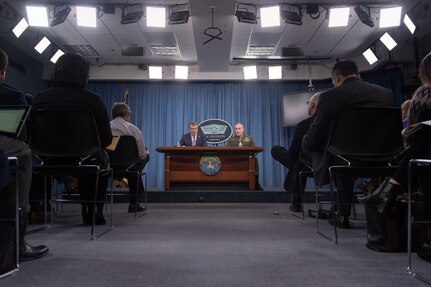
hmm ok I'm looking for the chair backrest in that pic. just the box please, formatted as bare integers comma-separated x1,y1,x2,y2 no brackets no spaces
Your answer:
29,108,101,158
327,106,404,165
107,135,140,169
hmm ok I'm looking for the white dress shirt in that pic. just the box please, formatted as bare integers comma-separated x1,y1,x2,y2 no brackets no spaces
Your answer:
110,117,148,159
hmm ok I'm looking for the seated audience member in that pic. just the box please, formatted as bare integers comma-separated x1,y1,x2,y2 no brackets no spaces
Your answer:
271,92,320,212
359,51,431,261
31,53,112,226
401,99,411,128
0,49,48,261
110,102,149,212
227,122,262,190
301,59,394,228
179,121,207,146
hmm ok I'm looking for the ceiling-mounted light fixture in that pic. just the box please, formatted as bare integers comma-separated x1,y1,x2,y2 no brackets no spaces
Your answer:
260,6,280,28
235,3,258,24
403,14,416,34
149,66,162,79
328,7,350,27
354,5,374,28
121,4,144,25
76,6,97,27
168,4,190,25
363,48,378,65
50,49,65,63
175,65,188,79
12,18,29,38
49,4,71,27
269,66,282,79
379,6,402,28
380,32,397,51
26,6,49,27
147,6,166,27
34,36,51,54
281,5,303,25
243,65,257,79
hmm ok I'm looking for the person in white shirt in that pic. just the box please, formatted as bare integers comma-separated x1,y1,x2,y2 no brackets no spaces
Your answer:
110,102,149,212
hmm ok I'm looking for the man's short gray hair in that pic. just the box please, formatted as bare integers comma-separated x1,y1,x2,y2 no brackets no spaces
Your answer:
112,102,131,119
188,121,198,127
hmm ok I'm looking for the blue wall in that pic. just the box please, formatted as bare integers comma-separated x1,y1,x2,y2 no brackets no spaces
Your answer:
88,70,402,190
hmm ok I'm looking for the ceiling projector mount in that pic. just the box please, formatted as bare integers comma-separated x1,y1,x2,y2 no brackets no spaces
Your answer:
202,6,226,45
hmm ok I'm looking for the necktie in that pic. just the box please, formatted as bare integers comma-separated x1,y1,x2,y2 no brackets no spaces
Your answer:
192,136,196,146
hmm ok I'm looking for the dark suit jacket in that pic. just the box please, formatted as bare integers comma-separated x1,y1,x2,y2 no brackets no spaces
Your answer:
272,117,312,192
302,77,394,185
0,84,27,106
32,86,113,148
179,133,207,146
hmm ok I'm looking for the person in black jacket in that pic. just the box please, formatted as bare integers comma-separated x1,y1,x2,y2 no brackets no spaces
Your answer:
32,53,113,225
0,49,49,261
271,92,320,212
302,60,394,228
179,121,207,146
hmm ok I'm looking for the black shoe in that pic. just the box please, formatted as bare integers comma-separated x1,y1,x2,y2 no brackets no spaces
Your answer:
328,215,351,229
20,240,49,262
95,209,106,225
357,181,400,214
128,203,145,213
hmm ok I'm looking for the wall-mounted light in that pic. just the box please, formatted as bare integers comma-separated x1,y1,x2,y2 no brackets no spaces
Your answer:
121,4,144,25
50,49,65,63
49,4,71,27
149,66,163,79
403,14,416,34
379,32,397,51
243,65,257,79
26,6,49,27
362,48,378,65
34,37,51,54
379,6,402,28
260,6,280,28
268,66,282,79
175,65,188,79
235,4,258,24
147,7,166,27
328,7,350,27
76,6,97,27
168,4,190,25
12,18,29,38
354,5,374,28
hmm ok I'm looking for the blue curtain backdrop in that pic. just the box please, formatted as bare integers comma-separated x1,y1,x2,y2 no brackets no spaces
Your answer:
88,68,403,190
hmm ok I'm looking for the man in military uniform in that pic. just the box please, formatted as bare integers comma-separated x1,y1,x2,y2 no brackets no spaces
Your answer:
227,123,255,147
227,123,261,189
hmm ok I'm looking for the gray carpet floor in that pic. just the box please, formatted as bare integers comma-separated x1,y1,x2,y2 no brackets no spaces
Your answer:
1,203,430,287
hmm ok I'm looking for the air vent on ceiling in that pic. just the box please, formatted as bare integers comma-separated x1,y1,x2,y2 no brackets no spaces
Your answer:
282,47,304,57
121,46,144,56
247,46,275,56
150,45,180,56
64,45,99,57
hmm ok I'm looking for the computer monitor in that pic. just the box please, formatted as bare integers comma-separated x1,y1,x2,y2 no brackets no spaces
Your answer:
0,105,30,138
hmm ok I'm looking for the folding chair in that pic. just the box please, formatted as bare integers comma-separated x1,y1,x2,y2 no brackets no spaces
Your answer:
407,159,431,284
324,107,404,243
0,156,19,278
107,136,147,219
29,108,113,240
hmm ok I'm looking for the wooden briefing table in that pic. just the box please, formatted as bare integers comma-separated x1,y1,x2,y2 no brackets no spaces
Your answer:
156,146,263,190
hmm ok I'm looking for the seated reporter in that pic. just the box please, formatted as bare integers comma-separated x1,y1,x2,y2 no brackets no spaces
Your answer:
110,102,149,213
32,53,112,226
359,51,431,261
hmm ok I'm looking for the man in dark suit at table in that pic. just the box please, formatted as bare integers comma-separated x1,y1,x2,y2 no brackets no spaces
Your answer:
179,121,207,146
271,92,320,212
301,60,394,228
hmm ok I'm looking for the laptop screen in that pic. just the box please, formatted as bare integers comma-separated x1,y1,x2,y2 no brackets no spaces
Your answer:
0,106,30,137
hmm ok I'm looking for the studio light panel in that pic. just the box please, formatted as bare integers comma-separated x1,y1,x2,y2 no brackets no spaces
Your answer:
12,18,29,38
